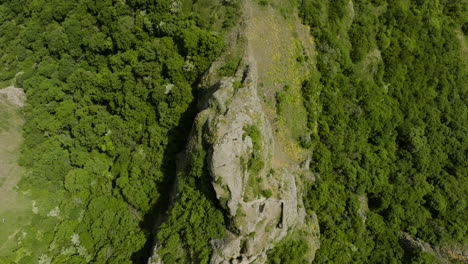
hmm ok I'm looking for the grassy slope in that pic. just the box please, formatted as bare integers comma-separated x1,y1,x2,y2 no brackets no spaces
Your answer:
244,0,315,168
0,91,31,257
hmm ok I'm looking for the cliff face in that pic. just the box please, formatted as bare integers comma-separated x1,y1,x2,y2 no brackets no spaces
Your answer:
150,1,320,263
199,61,318,263
191,1,320,261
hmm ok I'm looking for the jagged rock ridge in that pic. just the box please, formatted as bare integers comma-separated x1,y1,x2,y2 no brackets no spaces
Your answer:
149,1,320,263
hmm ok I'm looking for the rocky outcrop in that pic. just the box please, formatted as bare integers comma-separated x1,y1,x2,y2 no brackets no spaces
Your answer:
182,51,318,263
400,232,468,264
0,86,25,107
150,1,320,262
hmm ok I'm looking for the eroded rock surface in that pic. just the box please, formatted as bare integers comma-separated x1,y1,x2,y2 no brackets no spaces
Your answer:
187,60,315,263
181,45,317,262
0,86,25,107
150,1,320,263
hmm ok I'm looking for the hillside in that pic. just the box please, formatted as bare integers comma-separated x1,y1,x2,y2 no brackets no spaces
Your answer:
0,0,466,263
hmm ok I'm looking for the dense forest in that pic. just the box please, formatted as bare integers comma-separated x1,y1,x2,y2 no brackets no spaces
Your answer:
0,0,238,263
0,0,466,263
298,0,468,263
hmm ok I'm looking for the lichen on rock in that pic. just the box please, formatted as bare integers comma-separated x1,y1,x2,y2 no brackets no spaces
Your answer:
150,1,320,262
201,59,318,263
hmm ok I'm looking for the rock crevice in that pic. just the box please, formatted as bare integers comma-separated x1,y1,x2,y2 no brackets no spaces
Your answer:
150,1,320,262
187,45,318,263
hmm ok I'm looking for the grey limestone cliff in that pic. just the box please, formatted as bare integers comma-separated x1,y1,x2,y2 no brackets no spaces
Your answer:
186,52,318,263
149,1,320,263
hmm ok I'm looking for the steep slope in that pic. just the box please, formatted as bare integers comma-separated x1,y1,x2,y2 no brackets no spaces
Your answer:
150,1,320,263
297,0,468,262
0,1,228,263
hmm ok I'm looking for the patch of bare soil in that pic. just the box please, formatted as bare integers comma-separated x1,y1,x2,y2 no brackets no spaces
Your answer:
0,86,25,107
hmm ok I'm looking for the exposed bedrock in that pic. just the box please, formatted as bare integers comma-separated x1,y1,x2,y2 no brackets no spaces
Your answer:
184,57,319,263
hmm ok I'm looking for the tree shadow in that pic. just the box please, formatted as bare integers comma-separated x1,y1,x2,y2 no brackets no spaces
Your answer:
130,75,231,263
130,95,198,263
